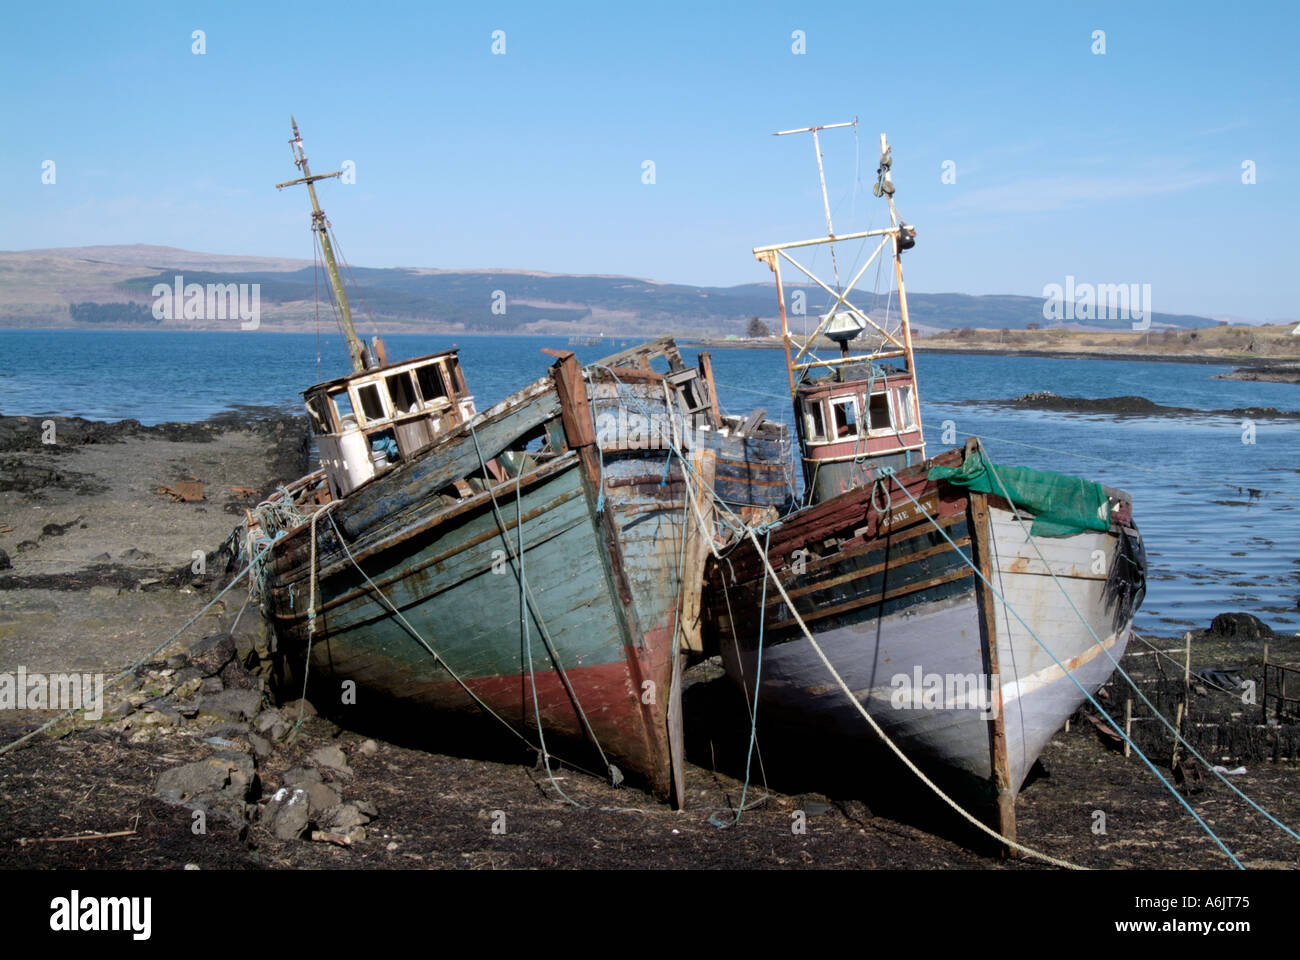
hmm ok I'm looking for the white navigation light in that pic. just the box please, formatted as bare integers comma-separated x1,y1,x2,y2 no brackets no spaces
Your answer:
823,309,867,344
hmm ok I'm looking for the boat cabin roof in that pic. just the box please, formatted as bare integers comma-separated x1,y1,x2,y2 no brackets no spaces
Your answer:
797,361,911,396
302,348,463,398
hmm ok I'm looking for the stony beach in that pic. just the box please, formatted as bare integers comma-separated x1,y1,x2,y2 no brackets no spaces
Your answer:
2,411,1298,870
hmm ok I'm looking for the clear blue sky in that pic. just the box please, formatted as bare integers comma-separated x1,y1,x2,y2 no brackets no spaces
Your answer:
2,1,1296,321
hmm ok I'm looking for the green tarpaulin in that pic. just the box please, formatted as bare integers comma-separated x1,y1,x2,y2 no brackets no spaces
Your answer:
928,449,1111,538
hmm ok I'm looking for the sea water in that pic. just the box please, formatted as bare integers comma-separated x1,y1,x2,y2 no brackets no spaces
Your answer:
2,330,1296,635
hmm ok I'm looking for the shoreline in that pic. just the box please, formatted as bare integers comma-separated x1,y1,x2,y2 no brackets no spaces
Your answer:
684,336,1299,370
2,407,1298,870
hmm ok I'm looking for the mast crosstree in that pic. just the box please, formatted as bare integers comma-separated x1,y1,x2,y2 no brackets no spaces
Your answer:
276,117,366,373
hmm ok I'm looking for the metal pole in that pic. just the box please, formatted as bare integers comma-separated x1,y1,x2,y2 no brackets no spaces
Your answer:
278,118,364,373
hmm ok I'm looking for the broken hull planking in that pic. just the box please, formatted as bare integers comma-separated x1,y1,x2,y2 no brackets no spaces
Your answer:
260,363,793,800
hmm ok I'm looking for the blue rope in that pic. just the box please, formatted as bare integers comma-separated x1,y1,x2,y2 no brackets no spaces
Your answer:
880,466,1245,869
712,526,772,828
975,441,1300,847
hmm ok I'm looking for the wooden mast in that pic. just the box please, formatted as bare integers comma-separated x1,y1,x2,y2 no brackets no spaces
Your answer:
276,117,366,374
755,125,922,439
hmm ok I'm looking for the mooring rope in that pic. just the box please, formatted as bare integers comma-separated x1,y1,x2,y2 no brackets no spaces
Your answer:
879,467,1243,868
514,467,585,808
974,440,1300,848
740,525,1085,869
712,526,773,829
294,502,338,731
716,567,773,813
322,511,538,753
465,416,616,789
0,538,280,757
1130,631,1238,695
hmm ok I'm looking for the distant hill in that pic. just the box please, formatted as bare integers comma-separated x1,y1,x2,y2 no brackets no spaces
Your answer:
0,244,1221,335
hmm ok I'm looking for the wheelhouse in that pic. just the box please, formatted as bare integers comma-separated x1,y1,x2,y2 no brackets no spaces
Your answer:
304,348,475,498
790,356,925,494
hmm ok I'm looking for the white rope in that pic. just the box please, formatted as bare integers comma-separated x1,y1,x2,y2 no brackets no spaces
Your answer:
741,525,1086,869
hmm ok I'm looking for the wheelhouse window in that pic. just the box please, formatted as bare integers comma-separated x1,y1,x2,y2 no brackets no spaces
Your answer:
416,363,449,405
830,397,859,438
330,390,357,429
386,371,420,415
866,390,893,433
804,399,827,441
893,385,917,431
356,382,387,423
305,394,332,434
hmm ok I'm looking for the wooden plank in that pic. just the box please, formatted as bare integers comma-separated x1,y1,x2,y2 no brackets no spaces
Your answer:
338,378,562,538
766,565,973,631
678,448,716,654
697,351,721,427
739,408,767,437
549,352,596,449
967,477,1017,855
763,532,970,607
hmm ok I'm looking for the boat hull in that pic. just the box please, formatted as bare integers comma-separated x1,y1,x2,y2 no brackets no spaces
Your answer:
254,352,793,801
703,445,1145,829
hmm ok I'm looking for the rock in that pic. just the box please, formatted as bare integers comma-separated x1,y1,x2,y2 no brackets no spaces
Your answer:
270,721,291,742
165,655,189,670
358,739,379,757
311,745,352,777
267,787,310,840
16,540,38,553
281,698,317,719
245,733,273,758
156,751,257,805
187,633,237,677
143,705,181,726
173,678,202,700
282,766,322,787
328,804,370,830
253,710,281,734
90,552,111,562
218,658,261,690
104,699,135,719
199,677,224,695
197,688,262,722
173,666,202,685
304,781,341,814
344,826,366,843
119,547,154,561
205,722,251,739
0,548,10,571
355,799,378,819
1209,612,1273,641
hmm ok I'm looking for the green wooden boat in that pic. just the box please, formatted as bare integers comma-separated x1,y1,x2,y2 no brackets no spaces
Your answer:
244,122,794,802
